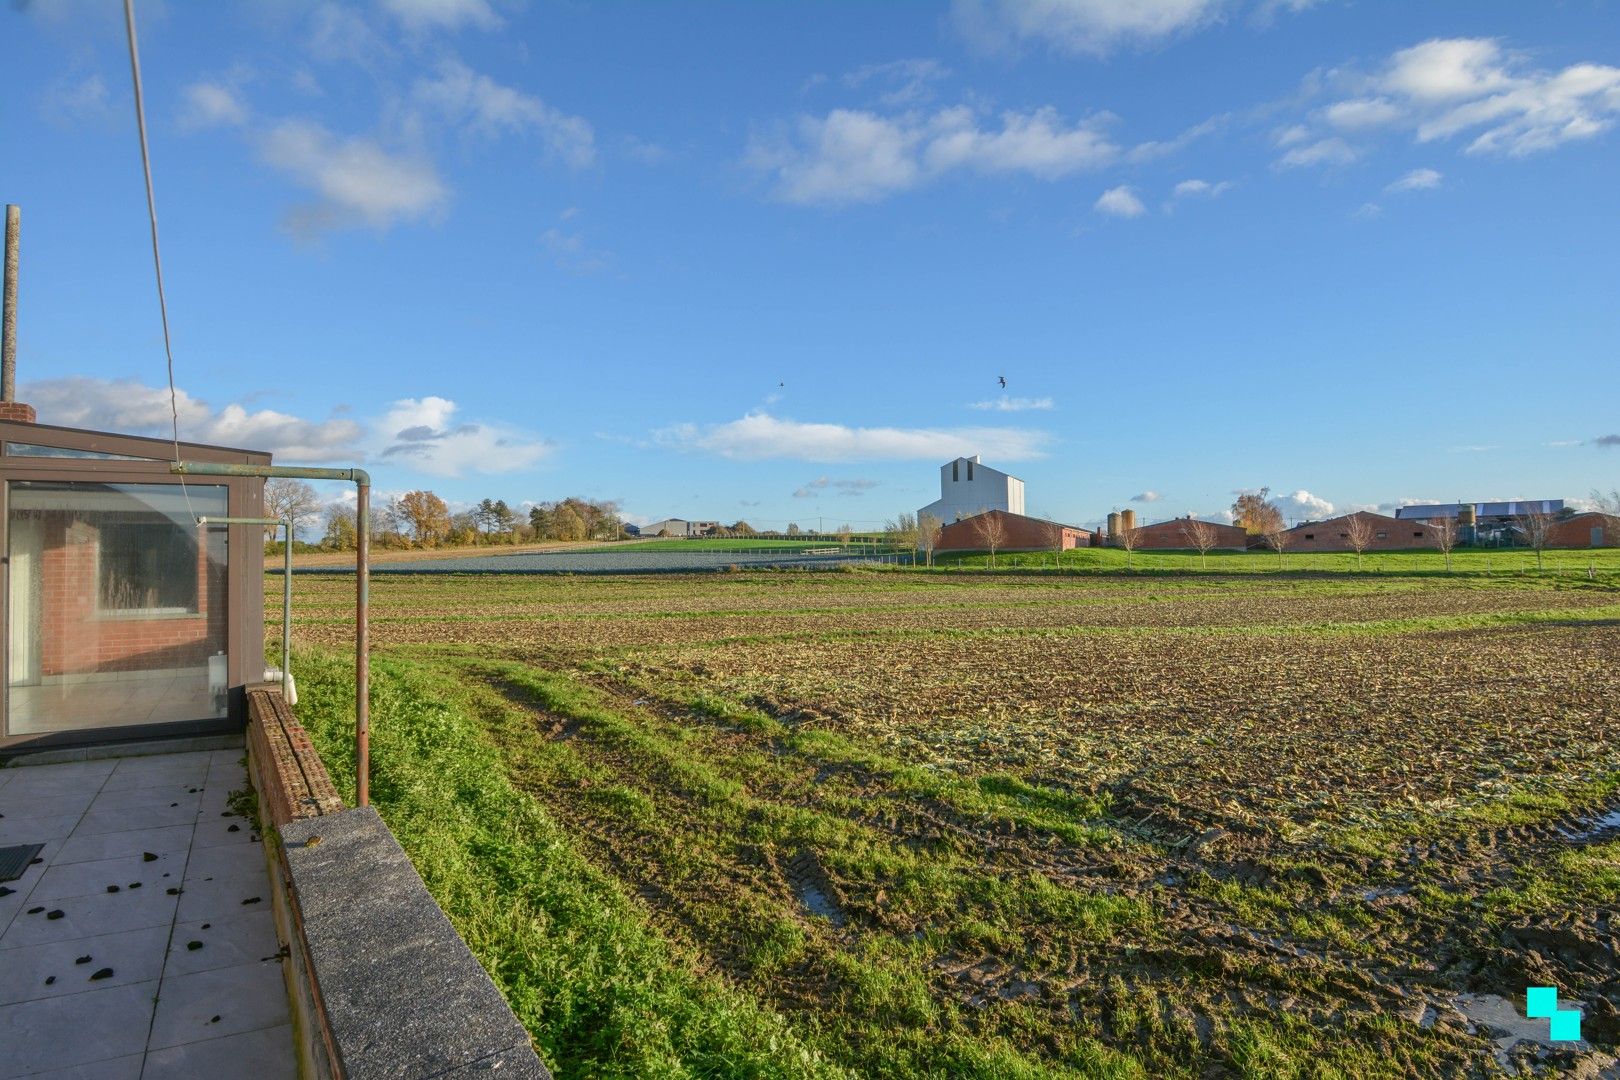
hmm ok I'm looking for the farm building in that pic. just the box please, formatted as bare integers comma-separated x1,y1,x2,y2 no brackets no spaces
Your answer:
918,455,1025,525
1395,500,1564,523
1285,510,1440,552
936,509,1091,553
1546,512,1620,548
641,518,721,538
1125,516,1249,550
0,410,269,752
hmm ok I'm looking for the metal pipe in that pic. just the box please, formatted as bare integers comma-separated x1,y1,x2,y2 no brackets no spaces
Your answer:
198,514,293,703
3,204,17,402
175,461,371,805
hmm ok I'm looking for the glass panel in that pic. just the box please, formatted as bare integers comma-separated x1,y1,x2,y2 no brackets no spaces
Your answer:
6,481,230,736
5,442,157,461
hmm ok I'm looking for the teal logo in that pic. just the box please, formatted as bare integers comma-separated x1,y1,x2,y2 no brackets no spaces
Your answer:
1526,987,1581,1042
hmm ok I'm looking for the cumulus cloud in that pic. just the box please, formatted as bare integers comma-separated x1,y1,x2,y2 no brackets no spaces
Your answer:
951,0,1226,57
1094,184,1146,217
378,0,501,32
1284,37,1620,165
1277,489,1334,521
1171,178,1232,199
1130,491,1162,503
748,104,1118,205
657,411,1052,463
20,378,549,477
413,59,596,168
258,119,448,233
178,82,249,131
969,396,1054,412
1386,166,1442,192
21,378,363,462
841,59,951,107
792,476,882,498
1277,135,1358,167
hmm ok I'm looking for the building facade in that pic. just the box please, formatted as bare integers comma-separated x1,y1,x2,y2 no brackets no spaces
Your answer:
936,510,1091,553
1128,517,1249,551
1546,512,1620,548
1286,510,1440,552
918,455,1025,525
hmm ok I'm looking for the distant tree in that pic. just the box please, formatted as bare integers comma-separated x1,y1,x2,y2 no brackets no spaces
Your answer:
1181,517,1218,570
836,523,853,545
1516,509,1554,570
786,522,802,536
1263,524,1294,569
552,504,589,542
264,478,322,541
1593,488,1620,515
321,506,357,552
731,520,757,537
1232,487,1285,536
472,498,519,542
1343,512,1374,570
1431,516,1457,572
396,490,451,547
884,512,918,561
448,512,480,547
1115,522,1144,572
917,512,942,567
972,511,1006,568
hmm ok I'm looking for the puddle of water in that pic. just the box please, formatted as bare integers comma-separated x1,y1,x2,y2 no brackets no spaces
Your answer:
1361,886,1411,901
1566,809,1620,842
796,880,845,925
1453,992,1587,1072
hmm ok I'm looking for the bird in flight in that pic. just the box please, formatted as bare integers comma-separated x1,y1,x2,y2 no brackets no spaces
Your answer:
998,375,1007,389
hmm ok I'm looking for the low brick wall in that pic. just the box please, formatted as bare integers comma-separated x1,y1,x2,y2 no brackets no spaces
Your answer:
245,687,549,1080
247,687,344,827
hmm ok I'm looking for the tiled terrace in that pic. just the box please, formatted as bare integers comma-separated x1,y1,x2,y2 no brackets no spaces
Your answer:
0,746,296,1079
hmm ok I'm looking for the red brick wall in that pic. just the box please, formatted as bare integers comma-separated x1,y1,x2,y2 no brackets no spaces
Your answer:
937,511,1093,552
1547,513,1620,548
1286,511,1439,552
38,519,226,676
1128,518,1249,550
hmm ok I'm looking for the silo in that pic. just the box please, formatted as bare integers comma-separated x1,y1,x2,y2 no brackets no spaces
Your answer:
1121,508,1137,532
1457,504,1477,545
1106,511,1121,540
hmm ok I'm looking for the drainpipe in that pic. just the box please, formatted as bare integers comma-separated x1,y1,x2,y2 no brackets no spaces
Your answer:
171,462,371,807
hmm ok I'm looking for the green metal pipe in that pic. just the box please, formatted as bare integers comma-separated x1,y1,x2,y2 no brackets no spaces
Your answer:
172,461,371,806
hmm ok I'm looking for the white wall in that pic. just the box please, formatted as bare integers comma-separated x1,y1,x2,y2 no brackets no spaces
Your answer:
918,456,1025,523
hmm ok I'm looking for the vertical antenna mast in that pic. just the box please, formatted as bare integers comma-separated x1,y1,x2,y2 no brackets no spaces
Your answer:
2,204,17,402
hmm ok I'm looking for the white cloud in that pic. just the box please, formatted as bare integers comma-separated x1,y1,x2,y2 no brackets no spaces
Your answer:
377,397,551,477
792,476,882,498
413,60,596,168
1131,491,1162,503
1386,166,1441,192
42,73,116,126
1352,201,1382,220
21,378,363,462
21,378,548,477
952,0,1226,57
258,119,448,233
1171,178,1232,199
1278,136,1357,167
1094,184,1146,217
540,210,614,276
969,396,1054,412
748,105,1118,205
657,411,1052,463
1286,38,1620,164
378,0,501,33
179,82,249,131
1277,489,1333,521
842,59,951,107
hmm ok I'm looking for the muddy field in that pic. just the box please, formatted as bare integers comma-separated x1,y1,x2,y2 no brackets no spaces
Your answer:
280,569,1620,1077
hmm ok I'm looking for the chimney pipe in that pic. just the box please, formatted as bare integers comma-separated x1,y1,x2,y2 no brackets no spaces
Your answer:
3,204,18,403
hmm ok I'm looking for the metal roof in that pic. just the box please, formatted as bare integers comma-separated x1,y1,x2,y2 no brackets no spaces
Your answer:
1394,500,1564,520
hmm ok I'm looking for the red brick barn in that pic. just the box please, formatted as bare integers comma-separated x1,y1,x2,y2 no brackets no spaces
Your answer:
936,510,1093,553
1546,512,1620,548
1128,517,1249,550
1286,510,1440,552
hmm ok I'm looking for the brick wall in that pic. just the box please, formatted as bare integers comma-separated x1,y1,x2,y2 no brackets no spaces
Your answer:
1286,511,1440,552
937,510,1093,552
38,518,226,676
1127,518,1249,550
1546,513,1620,549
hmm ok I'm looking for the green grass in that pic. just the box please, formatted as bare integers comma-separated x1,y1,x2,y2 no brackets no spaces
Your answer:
630,537,897,553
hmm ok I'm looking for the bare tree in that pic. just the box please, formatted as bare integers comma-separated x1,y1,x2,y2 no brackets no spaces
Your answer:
1343,512,1374,570
1263,525,1294,569
1431,516,1457,572
1181,517,1218,570
1516,510,1554,570
264,478,322,542
884,512,919,564
1593,488,1620,515
1115,523,1143,572
972,510,1007,568
916,512,942,567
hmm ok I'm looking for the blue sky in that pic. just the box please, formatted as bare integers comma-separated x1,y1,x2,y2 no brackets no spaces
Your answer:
6,0,1619,529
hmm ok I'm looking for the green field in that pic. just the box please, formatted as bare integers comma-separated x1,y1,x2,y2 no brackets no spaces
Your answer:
276,565,1620,1077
